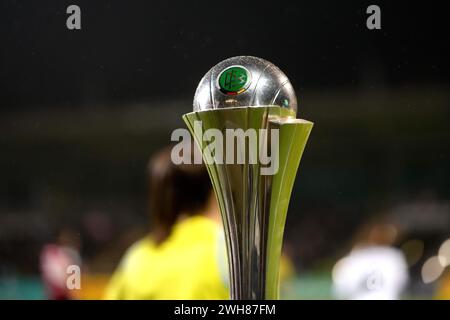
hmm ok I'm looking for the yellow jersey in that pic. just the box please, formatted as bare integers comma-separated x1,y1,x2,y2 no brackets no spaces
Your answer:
104,215,229,300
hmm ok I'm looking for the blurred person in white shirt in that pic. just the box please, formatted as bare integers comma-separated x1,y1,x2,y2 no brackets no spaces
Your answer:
332,222,409,300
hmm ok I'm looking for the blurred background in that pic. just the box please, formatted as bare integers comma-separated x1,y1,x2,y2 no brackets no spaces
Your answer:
0,0,449,299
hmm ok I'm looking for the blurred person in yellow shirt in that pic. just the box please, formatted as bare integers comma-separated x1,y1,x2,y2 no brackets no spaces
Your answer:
105,145,229,299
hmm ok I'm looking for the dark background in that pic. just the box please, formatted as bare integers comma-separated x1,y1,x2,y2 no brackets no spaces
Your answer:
0,1,448,107
0,0,449,298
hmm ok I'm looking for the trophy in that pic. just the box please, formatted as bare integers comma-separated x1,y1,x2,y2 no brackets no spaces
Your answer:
183,56,313,299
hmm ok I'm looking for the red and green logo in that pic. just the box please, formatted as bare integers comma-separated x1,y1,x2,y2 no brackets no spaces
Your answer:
218,66,251,95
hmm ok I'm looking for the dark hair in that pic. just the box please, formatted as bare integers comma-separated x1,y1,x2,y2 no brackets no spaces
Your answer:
148,144,211,245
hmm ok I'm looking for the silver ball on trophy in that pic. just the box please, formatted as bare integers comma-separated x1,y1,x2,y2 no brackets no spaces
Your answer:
193,56,297,114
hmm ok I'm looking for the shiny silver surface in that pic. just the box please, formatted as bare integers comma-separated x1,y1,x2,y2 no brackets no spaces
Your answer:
193,56,297,115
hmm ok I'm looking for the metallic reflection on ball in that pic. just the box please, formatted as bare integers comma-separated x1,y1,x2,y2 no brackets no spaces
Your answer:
193,56,297,114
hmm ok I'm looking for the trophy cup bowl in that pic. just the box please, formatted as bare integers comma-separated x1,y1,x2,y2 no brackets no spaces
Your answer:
183,56,313,299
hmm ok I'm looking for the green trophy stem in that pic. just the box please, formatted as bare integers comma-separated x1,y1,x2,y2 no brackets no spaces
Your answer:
265,117,313,298
183,106,312,299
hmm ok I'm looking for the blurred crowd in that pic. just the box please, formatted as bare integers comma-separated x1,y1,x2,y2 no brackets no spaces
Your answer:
1,140,449,300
